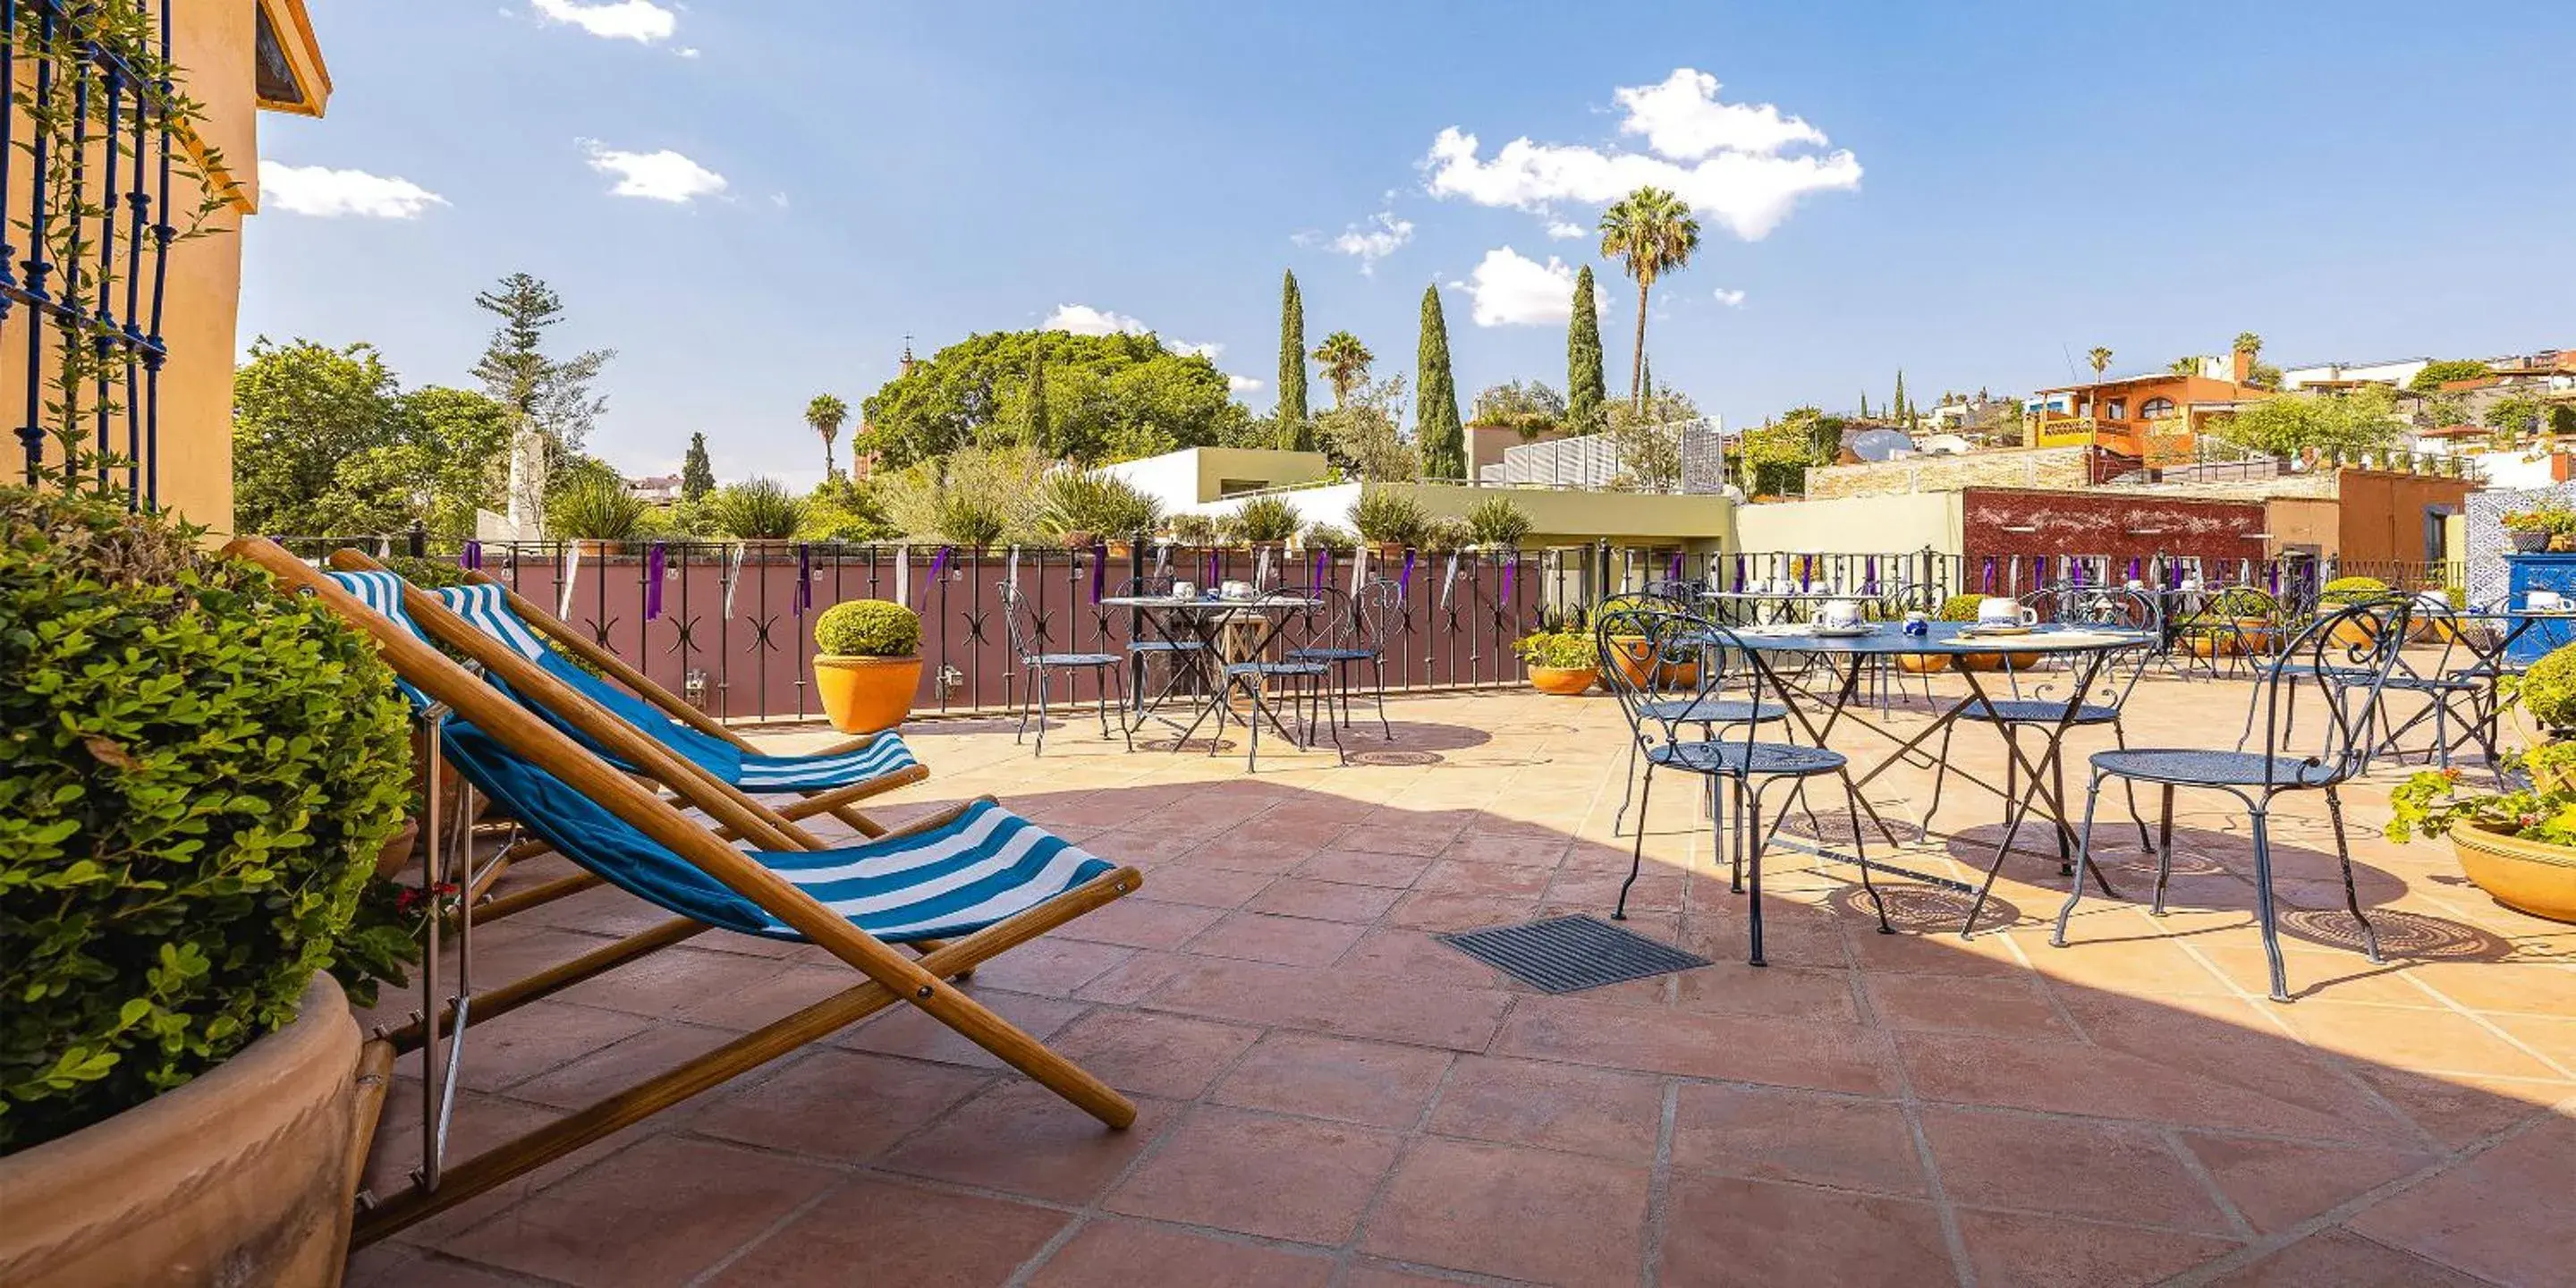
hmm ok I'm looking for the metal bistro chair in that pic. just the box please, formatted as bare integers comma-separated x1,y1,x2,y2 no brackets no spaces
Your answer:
2365,594,2505,775
1597,605,1891,966
2055,597,2416,1002
1284,578,1397,741
1205,585,1345,770
1597,591,1791,837
1112,574,1212,729
1927,586,2157,929
999,580,1132,756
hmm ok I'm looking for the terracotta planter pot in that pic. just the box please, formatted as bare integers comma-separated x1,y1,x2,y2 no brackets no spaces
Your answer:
815,654,924,733
1952,652,2008,672
2510,529,2550,553
372,817,420,881
1605,635,1698,689
2183,633,2236,659
409,727,487,826
572,538,626,559
2451,824,2576,924
0,975,368,1288
1895,653,1951,674
1528,665,1598,695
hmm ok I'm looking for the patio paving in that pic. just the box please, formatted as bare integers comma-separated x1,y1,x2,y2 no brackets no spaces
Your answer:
348,669,2576,1287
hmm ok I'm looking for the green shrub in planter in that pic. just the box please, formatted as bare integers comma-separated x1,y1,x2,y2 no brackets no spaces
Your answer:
0,488,413,1151
2318,575,2389,606
1229,496,1303,545
1936,594,1985,623
551,478,646,541
2519,642,2576,731
814,598,922,657
1463,496,1534,548
1348,489,1428,547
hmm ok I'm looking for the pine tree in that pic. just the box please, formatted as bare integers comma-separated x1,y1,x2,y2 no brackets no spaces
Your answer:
1025,342,1050,452
473,272,614,530
1640,353,1654,402
1277,270,1310,449
1416,285,1464,479
1567,266,1606,432
1859,390,1870,419
681,432,715,502
1892,369,1908,424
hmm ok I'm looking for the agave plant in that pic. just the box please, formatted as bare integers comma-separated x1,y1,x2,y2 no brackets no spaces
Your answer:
1035,469,1165,545
1165,513,1220,547
1230,496,1302,545
550,478,646,541
1299,522,1358,554
706,477,807,540
1462,496,1534,548
1348,488,1428,548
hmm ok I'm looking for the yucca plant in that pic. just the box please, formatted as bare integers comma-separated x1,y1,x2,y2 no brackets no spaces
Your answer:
1165,513,1220,546
1462,496,1534,548
1035,470,1164,546
707,477,807,540
1348,489,1428,548
1299,522,1357,554
1231,495,1302,544
550,478,646,541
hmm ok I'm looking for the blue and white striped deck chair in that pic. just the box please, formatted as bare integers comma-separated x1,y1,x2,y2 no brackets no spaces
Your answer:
258,548,1144,1244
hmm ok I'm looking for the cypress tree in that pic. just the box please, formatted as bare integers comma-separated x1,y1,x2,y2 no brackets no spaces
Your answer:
681,432,715,501
1859,390,1869,419
1892,369,1907,424
1025,341,1050,452
1567,266,1606,431
1277,270,1310,449
1417,284,1465,479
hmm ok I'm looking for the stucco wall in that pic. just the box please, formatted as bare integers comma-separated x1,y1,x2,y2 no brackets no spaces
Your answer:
2334,470,2474,563
1184,481,1733,548
1730,492,1962,557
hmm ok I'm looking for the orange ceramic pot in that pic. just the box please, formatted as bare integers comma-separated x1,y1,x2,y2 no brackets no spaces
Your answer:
1529,665,1598,696
1952,652,2008,672
1605,635,1699,689
1895,653,1950,674
814,654,923,733
2452,825,2576,924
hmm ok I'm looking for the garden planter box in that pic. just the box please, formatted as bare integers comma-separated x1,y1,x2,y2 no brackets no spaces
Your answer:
1529,665,1597,695
814,654,923,733
2452,824,2576,924
0,975,370,1288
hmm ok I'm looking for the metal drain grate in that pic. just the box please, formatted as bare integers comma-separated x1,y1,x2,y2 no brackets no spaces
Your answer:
1440,914,1711,993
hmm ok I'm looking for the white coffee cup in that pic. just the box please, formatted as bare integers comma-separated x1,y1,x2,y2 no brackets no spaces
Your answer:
2529,590,2563,612
1221,580,1254,600
1978,597,2038,628
1172,580,1199,599
1818,598,1865,629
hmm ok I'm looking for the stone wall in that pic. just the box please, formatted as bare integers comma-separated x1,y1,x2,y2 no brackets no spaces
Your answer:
1806,447,2091,499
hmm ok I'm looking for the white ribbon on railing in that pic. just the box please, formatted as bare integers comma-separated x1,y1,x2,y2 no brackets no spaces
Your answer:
1438,552,1461,612
1152,541,1170,576
1351,546,1368,598
720,543,746,619
1255,546,1273,589
556,542,580,620
1004,546,1021,592
892,544,910,609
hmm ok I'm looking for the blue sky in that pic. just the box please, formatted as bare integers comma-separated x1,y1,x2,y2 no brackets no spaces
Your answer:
244,1,2576,486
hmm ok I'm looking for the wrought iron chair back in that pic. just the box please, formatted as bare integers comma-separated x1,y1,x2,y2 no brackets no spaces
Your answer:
2016,586,2159,710
996,580,1044,662
1592,604,1749,760
2248,597,2416,789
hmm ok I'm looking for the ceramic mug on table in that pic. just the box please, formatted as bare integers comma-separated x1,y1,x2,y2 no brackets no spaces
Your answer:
1172,580,1199,600
1978,597,2038,628
2529,590,2564,613
1818,597,1866,629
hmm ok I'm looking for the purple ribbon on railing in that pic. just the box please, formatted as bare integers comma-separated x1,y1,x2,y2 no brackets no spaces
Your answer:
927,546,951,588
793,543,813,617
2031,555,2046,589
1668,551,1684,581
1982,556,1996,592
1399,550,1417,595
1865,555,1878,593
1732,554,1745,590
2127,556,2140,582
1207,549,1220,589
645,542,666,621
1501,557,1518,606
1800,558,1811,590
1311,548,1329,588
460,539,482,572
1090,545,1106,603
2269,563,2280,595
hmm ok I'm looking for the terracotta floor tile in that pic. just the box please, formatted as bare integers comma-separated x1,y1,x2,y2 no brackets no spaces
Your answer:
876,1080,1170,1205
1669,1083,1927,1197
1040,1008,1264,1099
1186,911,1369,967
1657,1174,1953,1288
1294,848,1436,888
1192,829,1327,874
1864,972,2073,1038
1895,1030,2361,1140
1494,996,1894,1094
506,1021,744,1111
2181,1135,2439,1233
442,1135,841,1287
1340,1265,1470,1288
1211,1031,1453,1128
402,1000,654,1093
1669,962,1861,1021
343,1248,533,1288
1142,956,1513,1051
1412,858,1555,898
1028,1221,1334,1287
551,945,799,1017
2345,1115,2576,1288
1053,897,1230,949
708,1175,1067,1286
1332,822,1461,857
1128,865,1277,909
1424,1055,1666,1162
672,962,864,1031
2341,1063,2566,1151
1104,1106,1400,1243
1070,949,1195,1005
1921,1108,2234,1234
2207,1229,2494,1287
1384,889,1544,933
690,1050,993,1162
939,936,1138,998
1359,1138,1649,1287
1243,877,1407,922
832,989,1089,1070
2277,1001,2566,1080
1336,928,1521,990
1952,1208,2237,1287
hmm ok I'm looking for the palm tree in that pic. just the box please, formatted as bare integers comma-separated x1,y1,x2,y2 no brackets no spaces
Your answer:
2086,347,2114,423
1597,186,1701,409
2233,331,2263,360
805,394,849,481
1313,331,1374,409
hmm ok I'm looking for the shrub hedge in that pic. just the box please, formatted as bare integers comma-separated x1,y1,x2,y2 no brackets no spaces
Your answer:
814,598,921,657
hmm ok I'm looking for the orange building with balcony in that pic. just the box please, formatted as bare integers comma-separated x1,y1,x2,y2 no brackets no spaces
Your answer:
2026,349,2272,474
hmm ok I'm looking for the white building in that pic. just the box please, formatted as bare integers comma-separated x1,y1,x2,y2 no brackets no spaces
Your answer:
2279,357,2431,392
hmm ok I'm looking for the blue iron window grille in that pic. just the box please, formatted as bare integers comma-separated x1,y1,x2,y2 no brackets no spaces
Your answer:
3,0,188,510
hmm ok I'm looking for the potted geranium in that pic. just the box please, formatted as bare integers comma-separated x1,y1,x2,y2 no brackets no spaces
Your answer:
1517,628,1598,695
2502,504,2565,554
812,598,925,733
0,489,415,1287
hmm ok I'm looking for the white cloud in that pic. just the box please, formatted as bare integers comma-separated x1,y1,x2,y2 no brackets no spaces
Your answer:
1043,303,1221,359
259,161,447,218
676,47,701,59
1453,247,1607,327
530,0,675,42
1326,209,1414,275
580,140,727,203
1228,375,1264,393
1614,68,1828,159
1546,219,1586,240
768,191,791,208
1711,287,1746,307
1421,67,1862,241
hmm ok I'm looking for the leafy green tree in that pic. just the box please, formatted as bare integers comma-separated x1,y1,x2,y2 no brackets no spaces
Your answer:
805,394,850,480
2486,394,2549,438
1277,270,1310,447
1598,187,1700,408
2087,347,2114,383
402,386,512,539
1567,266,1606,432
2410,360,2492,392
232,339,510,538
1470,380,1565,437
1602,389,1699,493
1313,331,1374,409
1315,375,1417,480
860,330,1249,467
2212,386,2405,458
1024,342,1050,452
1891,369,1908,424
1415,286,1464,479
681,432,716,501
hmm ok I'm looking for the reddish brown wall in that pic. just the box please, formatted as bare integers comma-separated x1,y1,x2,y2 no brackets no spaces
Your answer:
2334,470,2473,562
1960,487,2268,572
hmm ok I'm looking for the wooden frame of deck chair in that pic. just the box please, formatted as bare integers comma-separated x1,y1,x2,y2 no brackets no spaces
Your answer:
326,550,930,919
227,538,1141,1245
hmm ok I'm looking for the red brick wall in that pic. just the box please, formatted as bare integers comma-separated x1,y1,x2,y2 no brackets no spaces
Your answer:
1961,487,2269,576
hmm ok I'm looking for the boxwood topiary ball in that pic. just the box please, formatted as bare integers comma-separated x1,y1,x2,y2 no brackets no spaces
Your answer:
814,598,922,657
